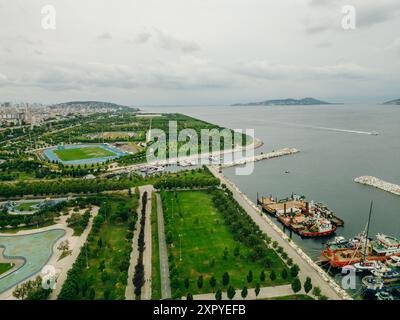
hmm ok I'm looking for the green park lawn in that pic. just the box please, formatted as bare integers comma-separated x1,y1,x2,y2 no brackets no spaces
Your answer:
0,262,14,275
54,146,116,161
162,190,292,297
83,222,129,299
15,202,40,211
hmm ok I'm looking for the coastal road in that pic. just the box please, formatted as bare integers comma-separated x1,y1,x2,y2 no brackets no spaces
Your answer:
156,193,172,299
207,165,350,300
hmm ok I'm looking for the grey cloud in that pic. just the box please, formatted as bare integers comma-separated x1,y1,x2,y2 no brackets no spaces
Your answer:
3,58,232,91
357,3,400,28
133,32,152,44
97,32,113,40
236,61,377,81
155,30,200,53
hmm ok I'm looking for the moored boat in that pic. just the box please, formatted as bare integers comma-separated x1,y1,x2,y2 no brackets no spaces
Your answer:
257,194,341,238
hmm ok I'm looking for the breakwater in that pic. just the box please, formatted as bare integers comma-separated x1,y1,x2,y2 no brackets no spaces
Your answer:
221,148,300,168
354,176,400,196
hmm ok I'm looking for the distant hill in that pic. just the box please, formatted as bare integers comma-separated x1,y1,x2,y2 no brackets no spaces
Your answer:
52,101,140,111
383,99,400,105
232,97,334,106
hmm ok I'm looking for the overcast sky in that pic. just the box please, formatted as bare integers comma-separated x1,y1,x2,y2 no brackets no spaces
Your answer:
1,0,400,105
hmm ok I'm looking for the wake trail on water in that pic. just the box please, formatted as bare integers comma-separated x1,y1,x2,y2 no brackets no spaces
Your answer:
270,121,378,135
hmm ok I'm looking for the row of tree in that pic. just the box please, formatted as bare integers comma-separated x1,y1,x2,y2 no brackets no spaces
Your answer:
133,191,148,298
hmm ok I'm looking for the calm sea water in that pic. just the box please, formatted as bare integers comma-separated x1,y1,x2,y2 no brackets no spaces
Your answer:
143,104,400,259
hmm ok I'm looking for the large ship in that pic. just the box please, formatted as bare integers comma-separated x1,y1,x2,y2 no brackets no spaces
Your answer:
321,234,400,268
257,194,343,237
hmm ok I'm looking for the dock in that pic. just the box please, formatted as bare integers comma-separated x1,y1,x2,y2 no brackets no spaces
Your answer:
354,176,400,196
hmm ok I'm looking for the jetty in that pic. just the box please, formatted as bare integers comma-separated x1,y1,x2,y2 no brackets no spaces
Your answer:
354,176,400,196
221,148,299,168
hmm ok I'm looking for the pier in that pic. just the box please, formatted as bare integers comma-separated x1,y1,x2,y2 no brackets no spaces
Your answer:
354,176,400,196
221,147,300,168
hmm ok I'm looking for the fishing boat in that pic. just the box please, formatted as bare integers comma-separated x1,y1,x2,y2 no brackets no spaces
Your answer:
387,256,400,267
362,275,384,292
354,260,380,272
320,202,400,268
371,266,400,279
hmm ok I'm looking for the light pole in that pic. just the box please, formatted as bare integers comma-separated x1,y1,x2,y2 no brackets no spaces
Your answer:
179,234,182,262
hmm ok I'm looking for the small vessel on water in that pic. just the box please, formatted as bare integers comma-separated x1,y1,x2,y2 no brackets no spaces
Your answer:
257,194,343,237
371,266,400,279
375,291,394,300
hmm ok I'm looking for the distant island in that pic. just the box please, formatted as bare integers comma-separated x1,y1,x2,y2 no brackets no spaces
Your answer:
383,99,400,105
51,101,140,111
232,97,335,106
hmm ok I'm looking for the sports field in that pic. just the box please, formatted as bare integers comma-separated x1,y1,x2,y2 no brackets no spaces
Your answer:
53,146,116,161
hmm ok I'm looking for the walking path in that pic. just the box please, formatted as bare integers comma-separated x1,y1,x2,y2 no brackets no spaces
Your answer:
156,193,172,299
142,185,153,300
125,185,153,300
207,165,351,300
190,284,294,300
49,206,99,300
125,188,144,300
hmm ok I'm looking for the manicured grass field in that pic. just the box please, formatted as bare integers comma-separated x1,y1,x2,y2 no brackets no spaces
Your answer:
162,190,292,297
0,263,14,276
151,193,162,300
15,202,40,211
54,146,116,161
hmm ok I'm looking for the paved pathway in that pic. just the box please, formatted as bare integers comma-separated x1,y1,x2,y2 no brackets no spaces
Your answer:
190,284,294,300
125,185,153,300
142,185,153,300
125,188,144,300
207,166,350,300
156,193,171,299
50,207,99,300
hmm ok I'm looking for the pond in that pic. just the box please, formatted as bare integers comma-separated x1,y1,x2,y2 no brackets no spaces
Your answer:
0,229,65,294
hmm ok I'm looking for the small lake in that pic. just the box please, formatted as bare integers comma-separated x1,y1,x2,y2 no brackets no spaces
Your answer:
0,229,65,294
